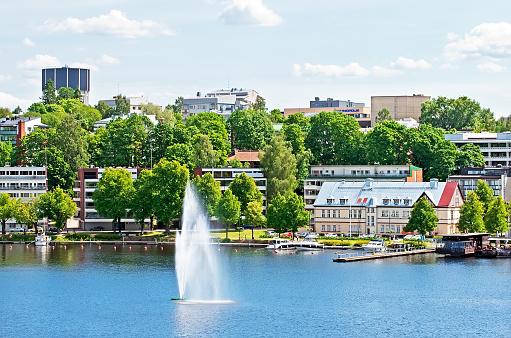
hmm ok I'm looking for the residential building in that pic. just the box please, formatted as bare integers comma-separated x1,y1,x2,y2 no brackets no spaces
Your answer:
42,66,90,105
0,166,48,230
0,117,49,146
371,94,430,126
448,166,511,201
283,107,371,128
313,179,463,236
310,97,365,109
227,150,261,168
182,95,236,119
99,96,161,115
304,165,423,227
193,167,267,208
73,167,148,231
205,88,258,109
445,132,511,167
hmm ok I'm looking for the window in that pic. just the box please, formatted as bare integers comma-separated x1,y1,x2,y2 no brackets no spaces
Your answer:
326,210,331,218
403,210,410,218
321,210,325,218
327,198,333,204
333,225,336,232
397,225,401,233
383,199,390,205
391,210,399,217
403,199,412,206
322,225,325,231
393,199,400,205
380,225,385,232
382,210,389,217
340,198,347,205
327,225,331,231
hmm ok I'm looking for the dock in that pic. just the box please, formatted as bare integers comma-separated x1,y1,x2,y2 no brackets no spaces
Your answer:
333,249,435,262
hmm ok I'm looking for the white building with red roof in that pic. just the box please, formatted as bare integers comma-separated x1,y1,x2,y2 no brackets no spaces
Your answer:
313,179,464,236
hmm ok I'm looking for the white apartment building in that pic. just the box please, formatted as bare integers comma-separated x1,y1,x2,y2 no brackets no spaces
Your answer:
445,132,511,167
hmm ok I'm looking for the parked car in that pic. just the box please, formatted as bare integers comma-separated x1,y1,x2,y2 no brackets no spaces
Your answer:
307,232,319,239
299,232,309,238
9,227,24,233
282,232,292,238
265,231,277,237
91,226,104,231
412,235,423,240
325,233,338,238
403,235,414,240
48,227,58,232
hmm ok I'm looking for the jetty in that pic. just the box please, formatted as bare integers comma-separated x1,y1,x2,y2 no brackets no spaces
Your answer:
333,248,435,262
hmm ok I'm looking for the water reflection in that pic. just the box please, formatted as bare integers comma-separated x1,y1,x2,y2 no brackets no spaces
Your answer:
173,302,235,337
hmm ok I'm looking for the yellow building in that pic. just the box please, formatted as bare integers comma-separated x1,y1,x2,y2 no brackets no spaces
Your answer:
371,94,430,126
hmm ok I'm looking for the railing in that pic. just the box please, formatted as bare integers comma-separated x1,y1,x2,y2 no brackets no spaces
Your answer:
309,173,409,178
0,186,46,190
0,175,46,180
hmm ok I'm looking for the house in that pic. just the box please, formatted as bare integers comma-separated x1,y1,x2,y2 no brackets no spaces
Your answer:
0,117,49,146
313,179,463,236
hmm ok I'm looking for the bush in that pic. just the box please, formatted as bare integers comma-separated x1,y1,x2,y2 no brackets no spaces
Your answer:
94,234,123,241
2,234,34,241
65,233,91,241
220,238,231,243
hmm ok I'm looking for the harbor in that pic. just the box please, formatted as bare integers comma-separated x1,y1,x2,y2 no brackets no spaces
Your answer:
333,248,435,262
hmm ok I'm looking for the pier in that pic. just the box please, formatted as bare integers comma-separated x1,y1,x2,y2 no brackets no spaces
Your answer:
333,248,435,262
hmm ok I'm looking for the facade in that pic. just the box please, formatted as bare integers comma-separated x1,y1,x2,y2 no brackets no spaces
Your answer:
99,96,161,115
73,168,148,231
0,166,48,230
283,107,371,128
304,165,423,227
371,94,430,127
226,150,261,168
313,179,463,236
42,66,90,105
445,132,511,167
310,97,365,109
205,88,258,109
0,117,49,146
93,113,158,131
193,167,267,208
182,95,236,119
448,166,511,201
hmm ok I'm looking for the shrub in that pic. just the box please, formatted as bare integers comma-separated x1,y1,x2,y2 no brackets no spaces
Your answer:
65,233,91,241
2,234,34,241
94,234,123,241
220,238,231,243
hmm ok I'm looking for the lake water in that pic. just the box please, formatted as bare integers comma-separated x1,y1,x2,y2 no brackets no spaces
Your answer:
1,243,511,337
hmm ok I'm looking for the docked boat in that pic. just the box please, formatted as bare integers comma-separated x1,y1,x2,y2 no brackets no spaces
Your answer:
35,233,51,246
296,238,324,251
266,238,296,251
362,239,387,252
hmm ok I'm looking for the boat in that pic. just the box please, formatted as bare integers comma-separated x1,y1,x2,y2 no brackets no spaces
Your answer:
362,239,387,252
35,233,51,246
296,237,324,251
266,238,296,251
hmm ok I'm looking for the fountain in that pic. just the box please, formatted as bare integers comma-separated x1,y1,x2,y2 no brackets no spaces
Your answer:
174,183,231,304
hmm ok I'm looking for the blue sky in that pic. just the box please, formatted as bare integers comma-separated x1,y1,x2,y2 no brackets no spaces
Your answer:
2,0,511,117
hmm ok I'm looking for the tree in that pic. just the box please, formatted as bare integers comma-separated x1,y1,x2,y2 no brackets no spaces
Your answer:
259,135,297,202
0,193,16,234
285,193,310,236
474,179,494,213
27,103,47,115
14,198,40,232
484,196,509,235
227,109,274,150
166,143,193,171
152,159,189,234
95,100,114,119
55,115,90,175
269,109,284,123
458,191,485,233
251,95,266,112
0,107,12,118
456,143,485,169
192,134,215,169
375,108,392,124
266,193,287,235
41,104,67,128
0,142,12,166
365,120,408,165
114,94,130,116
141,103,162,116
284,113,310,133
167,96,184,115
186,112,231,164
192,173,221,217
229,172,262,216
41,79,57,105
216,189,241,239
57,87,76,101
282,124,305,155
420,96,484,130
244,200,265,240
39,187,77,233
404,196,439,236
131,170,155,234
93,168,135,233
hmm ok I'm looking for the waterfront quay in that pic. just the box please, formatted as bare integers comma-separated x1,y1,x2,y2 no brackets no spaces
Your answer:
333,248,435,262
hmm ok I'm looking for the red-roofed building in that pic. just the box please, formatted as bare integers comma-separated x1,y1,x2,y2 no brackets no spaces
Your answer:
227,149,262,168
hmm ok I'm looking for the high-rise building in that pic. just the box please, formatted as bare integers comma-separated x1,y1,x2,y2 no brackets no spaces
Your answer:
371,94,430,126
42,66,90,105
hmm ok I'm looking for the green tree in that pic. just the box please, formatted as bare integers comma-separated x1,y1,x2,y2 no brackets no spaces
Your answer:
141,103,162,116
244,200,265,240
167,96,184,115
229,172,262,216
251,95,266,112
152,159,189,234
192,134,215,169
41,79,57,105
0,107,12,118
269,109,284,123
404,196,439,236
474,179,494,213
0,142,12,166
282,124,305,155
285,193,310,236
95,100,114,119
42,104,67,128
0,193,16,234
114,94,130,116
375,108,392,124
458,191,485,233
39,187,77,234
259,135,297,202
266,193,287,235
57,87,76,101
420,96,484,130
27,103,47,115
284,113,310,133
227,109,274,150
14,198,40,232
186,112,230,164
55,115,90,175
192,172,221,217
455,143,485,169
215,189,241,239
365,120,408,165
131,170,155,234
484,196,509,235
166,143,193,172
93,168,135,233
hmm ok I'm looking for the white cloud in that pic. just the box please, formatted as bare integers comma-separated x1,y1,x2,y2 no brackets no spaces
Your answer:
40,10,175,39
22,38,35,46
477,61,504,73
219,0,283,26
97,55,120,65
69,62,99,72
0,92,32,110
371,66,403,77
446,32,459,42
439,63,459,70
18,54,61,70
391,56,432,70
0,75,12,82
445,22,511,60
294,62,370,77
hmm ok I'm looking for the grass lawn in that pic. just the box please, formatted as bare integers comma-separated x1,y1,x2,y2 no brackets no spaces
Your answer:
210,229,268,240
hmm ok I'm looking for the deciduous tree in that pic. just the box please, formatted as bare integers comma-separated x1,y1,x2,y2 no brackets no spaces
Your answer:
474,179,494,213
216,189,240,239
244,200,265,239
192,172,221,217
404,196,439,236
484,196,509,235
229,172,262,216
0,193,16,234
131,170,156,234
39,187,77,233
375,108,392,124
458,191,485,233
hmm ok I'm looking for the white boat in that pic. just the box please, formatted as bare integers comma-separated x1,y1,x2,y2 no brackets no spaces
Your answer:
266,238,296,251
296,238,324,251
362,239,387,252
35,233,51,246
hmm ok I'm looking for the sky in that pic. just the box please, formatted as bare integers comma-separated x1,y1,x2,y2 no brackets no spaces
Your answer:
2,0,511,117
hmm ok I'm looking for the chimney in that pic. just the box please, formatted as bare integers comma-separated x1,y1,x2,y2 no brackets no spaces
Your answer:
430,178,438,189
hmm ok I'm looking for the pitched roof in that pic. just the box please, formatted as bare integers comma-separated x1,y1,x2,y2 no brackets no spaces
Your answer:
227,150,261,162
437,182,458,207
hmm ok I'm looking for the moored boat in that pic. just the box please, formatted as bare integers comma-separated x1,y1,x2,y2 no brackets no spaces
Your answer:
35,233,51,246
266,238,296,251
362,239,387,252
296,237,324,251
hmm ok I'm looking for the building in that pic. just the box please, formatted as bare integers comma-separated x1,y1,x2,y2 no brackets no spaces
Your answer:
73,167,148,231
283,107,372,128
226,150,261,168
93,113,159,131
371,94,430,126
304,164,423,227
310,97,365,109
99,96,161,115
0,166,48,230
0,117,49,146
448,166,511,201
313,179,463,236
182,88,258,119
445,132,511,167
42,66,90,105
193,167,267,208
205,88,258,109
